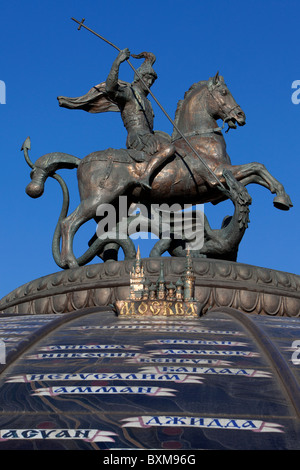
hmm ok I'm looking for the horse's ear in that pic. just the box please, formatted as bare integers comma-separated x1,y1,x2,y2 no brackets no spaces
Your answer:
208,71,221,90
213,71,220,85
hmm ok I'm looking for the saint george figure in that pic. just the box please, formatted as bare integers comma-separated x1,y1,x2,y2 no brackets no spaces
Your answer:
58,49,175,189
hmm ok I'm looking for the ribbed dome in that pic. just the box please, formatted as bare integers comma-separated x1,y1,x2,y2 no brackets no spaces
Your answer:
0,306,299,450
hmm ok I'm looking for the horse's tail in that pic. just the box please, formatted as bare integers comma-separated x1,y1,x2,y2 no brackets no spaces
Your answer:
22,137,81,199
21,137,82,269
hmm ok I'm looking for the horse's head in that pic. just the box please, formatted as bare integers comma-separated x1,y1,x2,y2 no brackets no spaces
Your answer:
207,72,246,129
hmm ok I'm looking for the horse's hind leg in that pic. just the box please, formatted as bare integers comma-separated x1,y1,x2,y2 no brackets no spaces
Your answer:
215,162,293,210
60,193,104,268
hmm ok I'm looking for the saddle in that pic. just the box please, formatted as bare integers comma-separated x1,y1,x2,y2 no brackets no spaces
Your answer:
81,147,147,165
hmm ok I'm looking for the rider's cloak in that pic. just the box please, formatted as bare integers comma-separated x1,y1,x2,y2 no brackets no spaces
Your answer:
57,80,129,114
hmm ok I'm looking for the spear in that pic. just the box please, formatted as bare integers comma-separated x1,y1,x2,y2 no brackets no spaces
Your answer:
71,17,225,189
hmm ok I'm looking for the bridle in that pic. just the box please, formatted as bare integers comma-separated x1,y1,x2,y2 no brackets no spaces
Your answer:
208,83,241,133
172,83,241,142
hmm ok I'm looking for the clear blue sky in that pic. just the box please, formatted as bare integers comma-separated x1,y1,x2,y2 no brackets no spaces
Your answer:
0,0,299,299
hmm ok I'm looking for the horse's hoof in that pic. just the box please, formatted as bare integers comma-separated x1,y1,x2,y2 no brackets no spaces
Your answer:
68,261,79,269
60,255,79,269
273,195,293,211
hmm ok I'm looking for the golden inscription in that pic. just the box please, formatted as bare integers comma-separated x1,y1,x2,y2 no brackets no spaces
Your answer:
116,300,199,317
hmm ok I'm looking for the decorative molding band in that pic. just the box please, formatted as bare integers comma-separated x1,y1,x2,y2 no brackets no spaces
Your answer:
0,258,299,317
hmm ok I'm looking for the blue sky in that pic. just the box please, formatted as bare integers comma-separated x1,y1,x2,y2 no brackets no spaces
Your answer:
0,0,299,299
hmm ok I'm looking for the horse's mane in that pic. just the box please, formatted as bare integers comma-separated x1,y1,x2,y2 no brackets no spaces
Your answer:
172,80,208,140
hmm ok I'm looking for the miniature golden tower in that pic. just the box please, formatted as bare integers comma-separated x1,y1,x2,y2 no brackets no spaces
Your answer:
156,260,166,300
129,246,145,300
175,277,183,300
183,248,195,301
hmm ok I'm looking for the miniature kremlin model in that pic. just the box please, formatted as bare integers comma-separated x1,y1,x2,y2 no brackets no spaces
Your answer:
115,247,200,317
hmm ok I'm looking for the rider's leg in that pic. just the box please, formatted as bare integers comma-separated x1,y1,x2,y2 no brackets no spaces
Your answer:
138,143,176,190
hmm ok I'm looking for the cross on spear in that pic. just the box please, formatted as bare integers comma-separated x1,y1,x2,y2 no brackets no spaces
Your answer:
71,17,226,190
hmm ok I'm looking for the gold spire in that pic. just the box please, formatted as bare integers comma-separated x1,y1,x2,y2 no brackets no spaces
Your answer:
129,246,145,299
183,248,195,301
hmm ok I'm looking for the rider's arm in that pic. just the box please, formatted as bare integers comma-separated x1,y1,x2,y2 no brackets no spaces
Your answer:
105,48,130,100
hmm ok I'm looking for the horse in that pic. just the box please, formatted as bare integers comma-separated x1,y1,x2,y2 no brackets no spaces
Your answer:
24,72,292,268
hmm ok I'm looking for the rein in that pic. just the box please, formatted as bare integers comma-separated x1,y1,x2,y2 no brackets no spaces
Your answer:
171,122,225,142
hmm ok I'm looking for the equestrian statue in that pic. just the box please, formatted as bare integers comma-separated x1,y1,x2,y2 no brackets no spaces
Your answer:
22,24,292,269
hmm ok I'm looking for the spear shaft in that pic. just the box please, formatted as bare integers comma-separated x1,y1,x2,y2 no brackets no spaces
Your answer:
71,17,225,189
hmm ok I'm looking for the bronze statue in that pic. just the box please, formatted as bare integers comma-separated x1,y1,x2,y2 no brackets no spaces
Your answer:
22,21,293,269
23,68,292,269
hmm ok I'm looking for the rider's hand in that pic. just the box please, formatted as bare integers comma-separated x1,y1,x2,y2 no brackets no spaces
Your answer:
118,48,130,63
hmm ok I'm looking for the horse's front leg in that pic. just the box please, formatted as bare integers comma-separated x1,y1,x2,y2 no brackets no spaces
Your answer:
215,162,293,211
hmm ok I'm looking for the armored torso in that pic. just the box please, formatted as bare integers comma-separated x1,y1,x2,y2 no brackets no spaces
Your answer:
120,86,154,133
